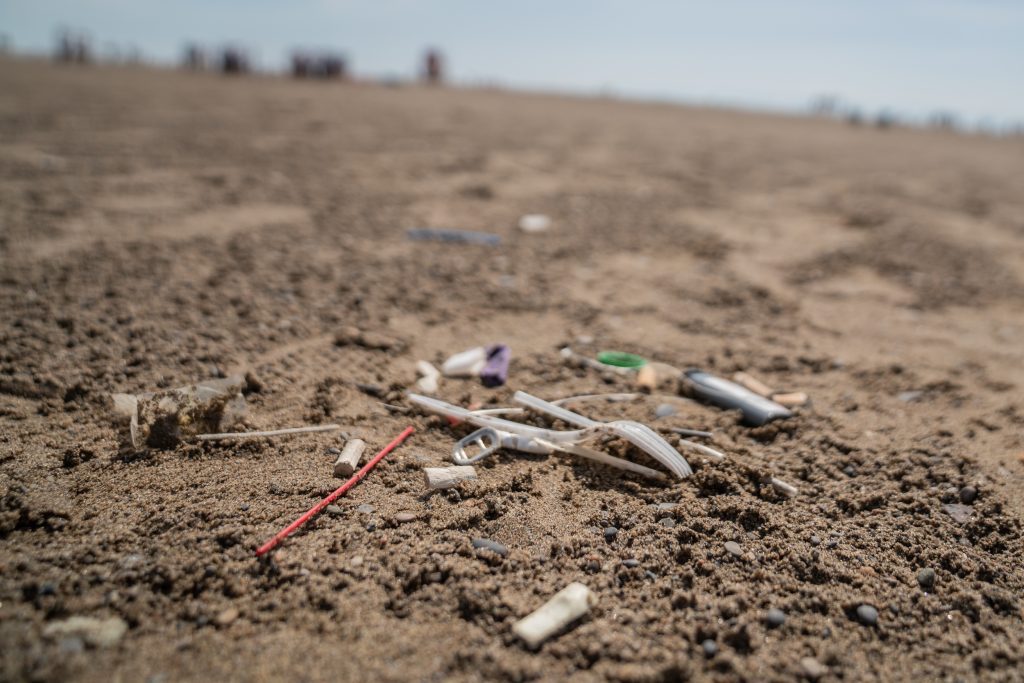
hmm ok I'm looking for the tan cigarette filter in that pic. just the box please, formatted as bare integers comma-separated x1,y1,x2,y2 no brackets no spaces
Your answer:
732,371,775,397
333,439,366,477
423,465,478,490
513,582,596,648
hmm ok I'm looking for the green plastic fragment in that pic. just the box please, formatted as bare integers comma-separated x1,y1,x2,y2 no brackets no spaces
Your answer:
596,351,647,368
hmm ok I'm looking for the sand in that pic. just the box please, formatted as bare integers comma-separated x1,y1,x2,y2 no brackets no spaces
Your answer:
1,57,1023,682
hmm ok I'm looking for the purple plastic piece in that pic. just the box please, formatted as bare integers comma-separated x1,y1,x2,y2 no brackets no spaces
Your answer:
480,345,511,388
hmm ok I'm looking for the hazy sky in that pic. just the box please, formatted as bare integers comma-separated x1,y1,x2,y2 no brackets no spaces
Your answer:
3,0,1022,126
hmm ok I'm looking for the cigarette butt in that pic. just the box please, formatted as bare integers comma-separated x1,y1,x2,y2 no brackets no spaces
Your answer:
772,391,809,407
512,582,596,648
333,439,366,477
636,365,657,391
769,476,799,497
423,465,478,490
732,372,775,397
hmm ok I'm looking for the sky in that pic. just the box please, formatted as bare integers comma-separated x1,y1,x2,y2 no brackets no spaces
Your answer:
2,0,1022,127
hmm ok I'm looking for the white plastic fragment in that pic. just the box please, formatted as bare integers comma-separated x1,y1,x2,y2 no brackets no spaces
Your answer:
772,391,809,407
441,347,487,377
769,476,799,497
423,465,478,490
677,439,726,463
334,438,367,477
518,214,551,233
415,360,441,393
513,582,596,648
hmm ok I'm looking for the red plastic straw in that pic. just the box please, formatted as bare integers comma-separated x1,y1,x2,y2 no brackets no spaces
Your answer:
255,425,415,556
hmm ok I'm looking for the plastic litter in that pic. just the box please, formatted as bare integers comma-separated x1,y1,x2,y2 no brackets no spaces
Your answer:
197,424,341,442
480,344,511,387
442,347,488,377
596,350,647,368
112,376,247,450
512,582,596,648
415,360,441,393
406,228,500,246
560,347,633,375
408,392,690,478
333,438,366,477
683,369,792,427
518,214,551,233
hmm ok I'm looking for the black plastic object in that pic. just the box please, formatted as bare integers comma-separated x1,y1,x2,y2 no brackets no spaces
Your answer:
683,369,792,426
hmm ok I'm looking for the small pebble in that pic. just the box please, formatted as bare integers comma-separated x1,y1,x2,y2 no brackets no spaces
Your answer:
325,505,343,516
356,504,375,514
810,535,821,546
942,503,973,524
58,637,85,655
855,604,879,626
843,465,857,477
654,403,677,418
622,559,640,568
655,502,678,510
214,607,239,627
898,390,923,403
239,503,250,512
350,556,364,567
326,447,341,456
644,570,658,581
958,486,977,504
471,538,508,557
724,541,742,557
765,608,786,628
917,567,936,590
701,639,718,657
658,517,676,529
365,521,377,532
604,527,619,542
395,511,417,523
800,656,828,680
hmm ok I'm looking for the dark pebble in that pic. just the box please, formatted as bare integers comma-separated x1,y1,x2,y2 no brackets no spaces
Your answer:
239,503,249,512
765,607,786,628
856,604,879,626
39,582,57,596
658,517,676,528
843,465,857,477
917,568,936,590
958,486,977,504
644,570,658,581
622,559,640,568
604,527,619,542
471,538,508,557
365,521,376,532
701,639,718,657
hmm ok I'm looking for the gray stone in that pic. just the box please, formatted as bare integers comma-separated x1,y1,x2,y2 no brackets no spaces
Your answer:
942,503,973,524
603,527,619,542
765,608,786,628
654,403,677,418
898,390,923,402
395,511,418,523
724,541,742,557
622,559,640,568
856,604,879,626
325,505,343,516
58,637,85,654
701,639,717,657
356,504,375,514
810,535,821,546
917,568,936,590
471,538,508,557
657,517,676,529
